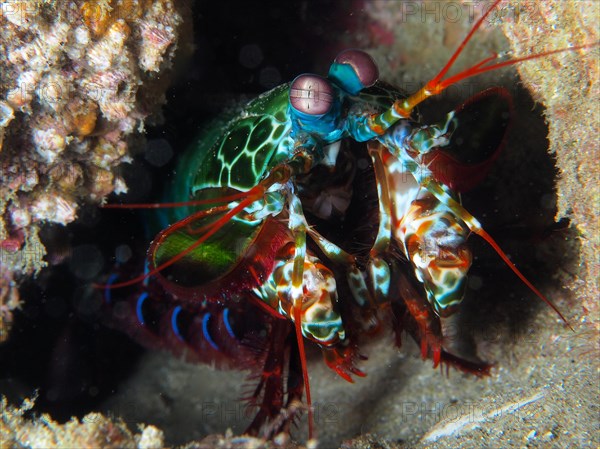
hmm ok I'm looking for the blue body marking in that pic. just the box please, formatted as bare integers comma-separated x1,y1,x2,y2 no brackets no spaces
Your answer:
328,63,364,95
104,273,119,304
222,308,236,339
202,313,220,351
171,306,184,341
289,101,344,144
136,292,149,325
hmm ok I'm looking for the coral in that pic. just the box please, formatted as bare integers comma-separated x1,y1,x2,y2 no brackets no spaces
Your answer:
0,0,188,339
1,396,309,449
0,264,20,344
0,396,164,449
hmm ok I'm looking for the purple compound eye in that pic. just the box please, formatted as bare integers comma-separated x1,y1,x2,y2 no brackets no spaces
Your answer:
334,49,379,88
289,74,334,115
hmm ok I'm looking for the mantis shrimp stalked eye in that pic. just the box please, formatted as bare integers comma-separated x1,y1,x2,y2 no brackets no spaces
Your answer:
289,74,335,115
329,48,379,94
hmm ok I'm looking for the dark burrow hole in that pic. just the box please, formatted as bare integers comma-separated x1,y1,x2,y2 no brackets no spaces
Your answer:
0,1,581,447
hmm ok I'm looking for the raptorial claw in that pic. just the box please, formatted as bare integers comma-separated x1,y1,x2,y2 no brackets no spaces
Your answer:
322,344,367,383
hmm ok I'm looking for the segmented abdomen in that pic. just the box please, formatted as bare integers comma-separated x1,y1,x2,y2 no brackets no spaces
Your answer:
103,276,272,369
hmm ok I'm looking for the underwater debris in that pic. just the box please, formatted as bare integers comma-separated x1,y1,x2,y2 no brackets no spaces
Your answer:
0,0,187,340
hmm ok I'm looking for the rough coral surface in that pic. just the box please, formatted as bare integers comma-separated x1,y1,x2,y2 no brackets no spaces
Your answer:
1,396,165,449
1,397,305,449
0,0,185,341
500,0,600,323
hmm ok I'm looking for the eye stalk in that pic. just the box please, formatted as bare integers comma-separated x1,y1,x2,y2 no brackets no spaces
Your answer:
328,49,379,95
289,74,335,116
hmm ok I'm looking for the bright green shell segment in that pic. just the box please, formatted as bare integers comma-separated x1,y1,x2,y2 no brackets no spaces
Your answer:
186,83,293,199
154,83,294,226
151,214,262,288
151,84,295,286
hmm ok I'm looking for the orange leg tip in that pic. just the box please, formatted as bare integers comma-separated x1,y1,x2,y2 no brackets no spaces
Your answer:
338,371,355,383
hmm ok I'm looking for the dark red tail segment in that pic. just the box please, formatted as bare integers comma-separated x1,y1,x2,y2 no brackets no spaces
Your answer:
100,264,311,435
98,218,296,369
100,265,273,370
